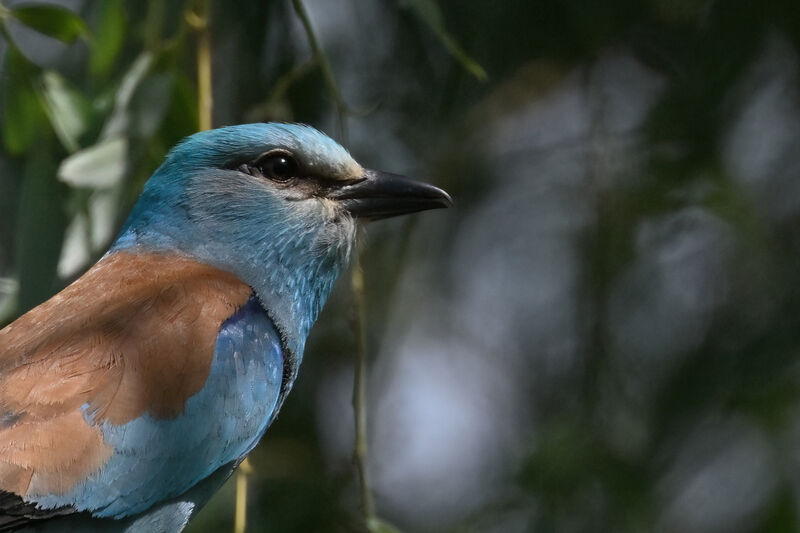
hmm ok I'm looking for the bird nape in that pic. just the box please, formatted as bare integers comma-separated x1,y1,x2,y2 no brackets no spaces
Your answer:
0,123,451,532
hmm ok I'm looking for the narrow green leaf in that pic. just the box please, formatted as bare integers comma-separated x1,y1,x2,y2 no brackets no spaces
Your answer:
400,0,487,81
39,71,92,153
101,52,154,139
88,189,119,250
367,517,404,533
435,31,488,82
89,0,125,78
0,277,19,325
58,137,127,189
57,212,90,279
402,0,443,29
10,4,88,43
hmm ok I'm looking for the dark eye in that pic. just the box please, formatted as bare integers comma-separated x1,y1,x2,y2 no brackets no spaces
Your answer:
256,152,298,182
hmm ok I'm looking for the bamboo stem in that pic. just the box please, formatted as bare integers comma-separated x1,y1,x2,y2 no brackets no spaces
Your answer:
187,0,213,131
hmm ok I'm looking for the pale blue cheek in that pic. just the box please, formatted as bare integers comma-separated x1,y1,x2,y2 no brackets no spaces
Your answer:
32,298,284,519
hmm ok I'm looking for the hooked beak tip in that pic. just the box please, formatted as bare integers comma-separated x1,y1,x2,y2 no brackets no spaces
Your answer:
437,189,455,209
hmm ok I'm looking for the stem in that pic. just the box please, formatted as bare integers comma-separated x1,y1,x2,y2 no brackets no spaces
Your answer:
290,0,381,138
268,59,318,104
350,256,377,525
234,458,253,533
288,4,379,524
197,29,212,130
187,0,213,131
290,0,348,138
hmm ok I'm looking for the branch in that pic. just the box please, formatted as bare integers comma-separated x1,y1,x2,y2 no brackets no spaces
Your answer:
350,257,377,525
186,0,213,131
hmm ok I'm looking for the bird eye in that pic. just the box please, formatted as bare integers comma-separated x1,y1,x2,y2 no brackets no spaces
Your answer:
256,152,298,182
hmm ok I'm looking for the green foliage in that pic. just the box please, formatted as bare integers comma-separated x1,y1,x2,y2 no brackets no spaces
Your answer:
0,47,46,154
89,0,125,78
8,3,88,43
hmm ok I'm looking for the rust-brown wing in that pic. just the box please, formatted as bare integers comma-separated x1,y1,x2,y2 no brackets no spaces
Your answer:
0,251,251,500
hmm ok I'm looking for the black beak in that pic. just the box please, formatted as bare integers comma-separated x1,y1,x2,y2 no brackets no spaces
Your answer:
330,170,453,220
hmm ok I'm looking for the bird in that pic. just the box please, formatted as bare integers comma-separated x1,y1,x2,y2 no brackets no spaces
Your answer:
0,123,452,532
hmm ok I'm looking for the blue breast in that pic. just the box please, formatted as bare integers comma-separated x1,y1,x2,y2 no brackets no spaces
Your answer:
32,297,284,519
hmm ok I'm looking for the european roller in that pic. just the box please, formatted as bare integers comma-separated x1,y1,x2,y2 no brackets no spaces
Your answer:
0,123,451,532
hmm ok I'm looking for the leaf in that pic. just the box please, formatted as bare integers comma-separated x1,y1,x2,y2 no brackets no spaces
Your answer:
399,0,487,81
58,137,128,189
57,212,90,279
39,71,92,153
367,517,404,533
402,0,443,28
89,0,125,78
58,188,119,280
0,277,19,325
0,48,46,155
101,52,154,139
89,189,119,250
10,3,88,43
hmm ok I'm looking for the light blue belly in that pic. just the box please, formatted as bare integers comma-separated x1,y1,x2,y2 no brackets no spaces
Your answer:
32,297,284,520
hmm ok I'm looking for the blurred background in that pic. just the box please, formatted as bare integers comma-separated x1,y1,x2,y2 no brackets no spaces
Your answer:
2,0,800,532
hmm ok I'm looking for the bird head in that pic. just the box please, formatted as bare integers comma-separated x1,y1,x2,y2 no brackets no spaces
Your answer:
113,123,451,363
